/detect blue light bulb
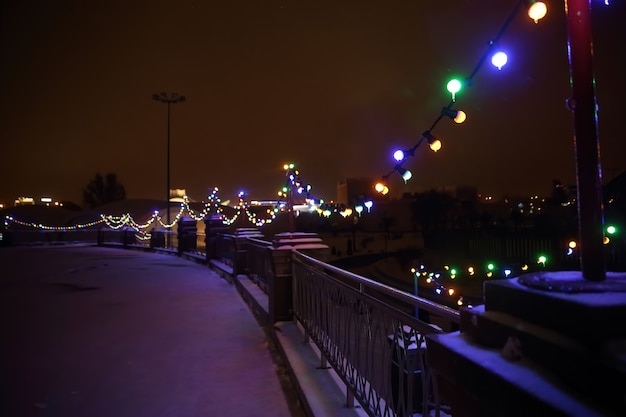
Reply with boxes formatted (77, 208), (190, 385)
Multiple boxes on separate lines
(491, 51), (508, 70)
(393, 150), (405, 162)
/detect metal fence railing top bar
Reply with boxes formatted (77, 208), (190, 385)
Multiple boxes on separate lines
(292, 250), (460, 325)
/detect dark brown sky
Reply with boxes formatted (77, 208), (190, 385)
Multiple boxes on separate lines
(1, 0), (624, 205)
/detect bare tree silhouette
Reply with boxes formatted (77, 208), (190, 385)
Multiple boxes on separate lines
(82, 173), (126, 208)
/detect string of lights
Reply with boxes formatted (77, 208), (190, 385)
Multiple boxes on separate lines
(412, 252), (562, 307)
(375, 0), (550, 195)
(3, 190), (284, 232)
(5, 217), (105, 231)
(413, 222), (620, 305)
(2, 162), (326, 233)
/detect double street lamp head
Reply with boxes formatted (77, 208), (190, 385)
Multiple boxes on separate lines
(152, 92), (186, 103)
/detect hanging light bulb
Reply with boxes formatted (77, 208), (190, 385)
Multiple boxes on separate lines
(393, 149), (405, 162)
(395, 166), (413, 182)
(374, 181), (389, 195)
(528, 1), (547, 23)
(446, 78), (463, 101)
(441, 107), (467, 124)
(491, 51), (508, 70)
(454, 111), (466, 123)
(422, 131), (442, 152)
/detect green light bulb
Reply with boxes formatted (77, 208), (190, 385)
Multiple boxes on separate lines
(447, 79), (462, 95)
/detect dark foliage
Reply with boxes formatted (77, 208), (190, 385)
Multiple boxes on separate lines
(82, 173), (126, 208)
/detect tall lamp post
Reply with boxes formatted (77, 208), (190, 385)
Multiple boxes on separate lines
(564, 0), (605, 282)
(153, 92), (186, 247)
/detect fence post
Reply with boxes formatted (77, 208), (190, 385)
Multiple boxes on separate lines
(204, 214), (228, 262)
(177, 216), (197, 255)
(150, 229), (165, 248)
(233, 228), (264, 275)
(268, 247), (294, 323)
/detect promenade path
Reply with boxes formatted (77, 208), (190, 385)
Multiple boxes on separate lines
(0, 245), (304, 417)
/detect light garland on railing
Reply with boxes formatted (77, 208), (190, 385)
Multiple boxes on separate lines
(3, 157), (374, 234)
(213, 191), (277, 227)
(3, 171), (385, 234)
(5, 216), (105, 231)
(2, 189), (284, 233)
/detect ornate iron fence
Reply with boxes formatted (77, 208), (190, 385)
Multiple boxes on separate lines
(244, 237), (274, 292)
(291, 251), (460, 417)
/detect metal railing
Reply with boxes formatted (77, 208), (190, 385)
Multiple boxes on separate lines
(207, 231), (461, 416)
(245, 237), (274, 292)
(214, 232), (236, 269)
(291, 251), (459, 417)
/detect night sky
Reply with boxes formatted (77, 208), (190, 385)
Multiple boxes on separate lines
(1, 0), (625, 205)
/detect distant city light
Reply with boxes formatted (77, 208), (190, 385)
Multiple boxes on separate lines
(14, 197), (35, 206)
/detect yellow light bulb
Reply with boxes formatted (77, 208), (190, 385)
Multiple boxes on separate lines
(528, 1), (547, 23)
(429, 139), (442, 152)
(454, 111), (467, 123)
